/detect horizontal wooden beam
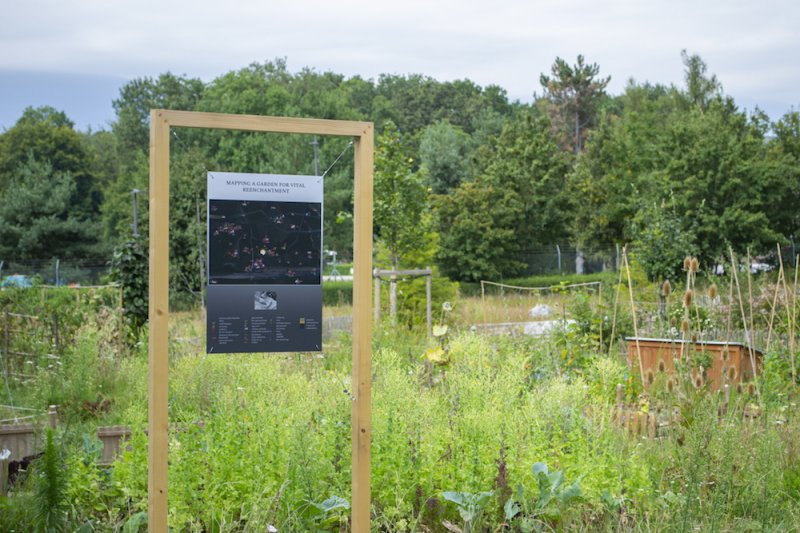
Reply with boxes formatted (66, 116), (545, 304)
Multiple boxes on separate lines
(374, 268), (432, 277)
(155, 109), (371, 137)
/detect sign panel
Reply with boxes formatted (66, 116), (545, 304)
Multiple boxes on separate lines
(206, 172), (322, 353)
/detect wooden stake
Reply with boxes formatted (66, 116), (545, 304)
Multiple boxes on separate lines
(373, 269), (381, 323)
(608, 246), (626, 357)
(765, 243), (785, 353)
(791, 254), (798, 383)
(389, 273), (397, 323)
(426, 269), (432, 338)
(729, 247), (761, 402)
(481, 281), (486, 328)
(623, 250), (645, 386)
(746, 248), (755, 349)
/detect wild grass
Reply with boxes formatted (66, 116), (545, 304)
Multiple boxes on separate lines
(0, 272), (798, 531)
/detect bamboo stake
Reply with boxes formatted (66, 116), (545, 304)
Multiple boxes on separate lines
(598, 283), (603, 352)
(791, 255), (798, 383)
(765, 243), (786, 353)
(746, 248), (755, 350)
(729, 247), (761, 402)
(623, 250), (645, 386)
(608, 246), (626, 357)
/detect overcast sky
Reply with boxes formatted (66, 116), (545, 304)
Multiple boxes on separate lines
(1, 0), (798, 131)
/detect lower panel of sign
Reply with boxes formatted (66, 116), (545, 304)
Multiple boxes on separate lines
(207, 285), (322, 353)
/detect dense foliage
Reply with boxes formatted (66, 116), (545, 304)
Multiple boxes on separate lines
(1, 53), (799, 287)
(1, 271), (799, 530)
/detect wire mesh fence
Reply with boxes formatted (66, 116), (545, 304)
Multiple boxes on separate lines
(0, 258), (110, 287)
(518, 245), (621, 276)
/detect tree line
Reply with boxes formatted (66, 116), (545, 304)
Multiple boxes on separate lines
(0, 52), (798, 292)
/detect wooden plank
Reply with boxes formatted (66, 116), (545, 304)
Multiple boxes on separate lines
(374, 268), (432, 277)
(351, 124), (374, 533)
(373, 269), (381, 323)
(426, 270), (432, 338)
(148, 109), (170, 533)
(389, 274), (397, 322)
(156, 109), (369, 137)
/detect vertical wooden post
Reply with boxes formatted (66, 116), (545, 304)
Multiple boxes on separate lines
(389, 273), (397, 322)
(373, 269), (381, 323)
(148, 110), (170, 533)
(118, 285), (124, 356)
(481, 281), (486, 327)
(52, 315), (59, 353)
(351, 123), (374, 533)
(3, 311), (8, 361)
(426, 269), (432, 338)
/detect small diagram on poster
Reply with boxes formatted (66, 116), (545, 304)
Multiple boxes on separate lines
(254, 290), (278, 310)
(206, 172), (323, 354)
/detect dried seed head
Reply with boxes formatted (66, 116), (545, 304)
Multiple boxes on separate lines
(681, 318), (690, 333)
(671, 317), (677, 327)
(694, 375), (704, 389)
(658, 359), (666, 373)
(667, 379), (675, 393)
(736, 383), (743, 394)
(646, 370), (655, 385)
(708, 283), (718, 299)
(691, 333), (698, 343)
(683, 256), (692, 271)
(747, 382), (755, 396)
(662, 280), (672, 297)
(728, 366), (737, 381)
(690, 257), (699, 272)
(684, 289), (693, 308)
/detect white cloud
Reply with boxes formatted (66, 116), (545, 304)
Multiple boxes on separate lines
(1, 0), (798, 118)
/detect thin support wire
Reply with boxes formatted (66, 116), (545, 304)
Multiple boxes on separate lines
(320, 140), (354, 180)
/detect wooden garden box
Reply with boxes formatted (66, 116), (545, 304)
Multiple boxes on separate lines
(0, 423), (36, 461)
(626, 337), (762, 391)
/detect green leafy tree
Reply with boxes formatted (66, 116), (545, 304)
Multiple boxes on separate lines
(539, 55), (610, 153)
(630, 198), (696, 281)
(0, 157), (103, 260)
(436, 181), (526, 281)
(571, 55), (793, 262)
(112, 72), (205, 160)
(374, 122), (430, 270)
(436, 113), (571, 281)
(0, 106), (100, 218)
(767, 111), (800, 240)
(419, 120), (471, 194)
(681, 49), (722, 109)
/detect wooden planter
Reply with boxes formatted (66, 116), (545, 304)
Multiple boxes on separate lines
(626, 337), (762, 391)
(0, 423), (37, 493)
(96, 422), (204, 466)
(0, 423), (36, 461)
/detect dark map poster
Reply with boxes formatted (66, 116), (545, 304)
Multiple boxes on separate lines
(206, 172), (322, 353)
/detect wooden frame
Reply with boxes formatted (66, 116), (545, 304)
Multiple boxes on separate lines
(149, 110), (373, 532)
